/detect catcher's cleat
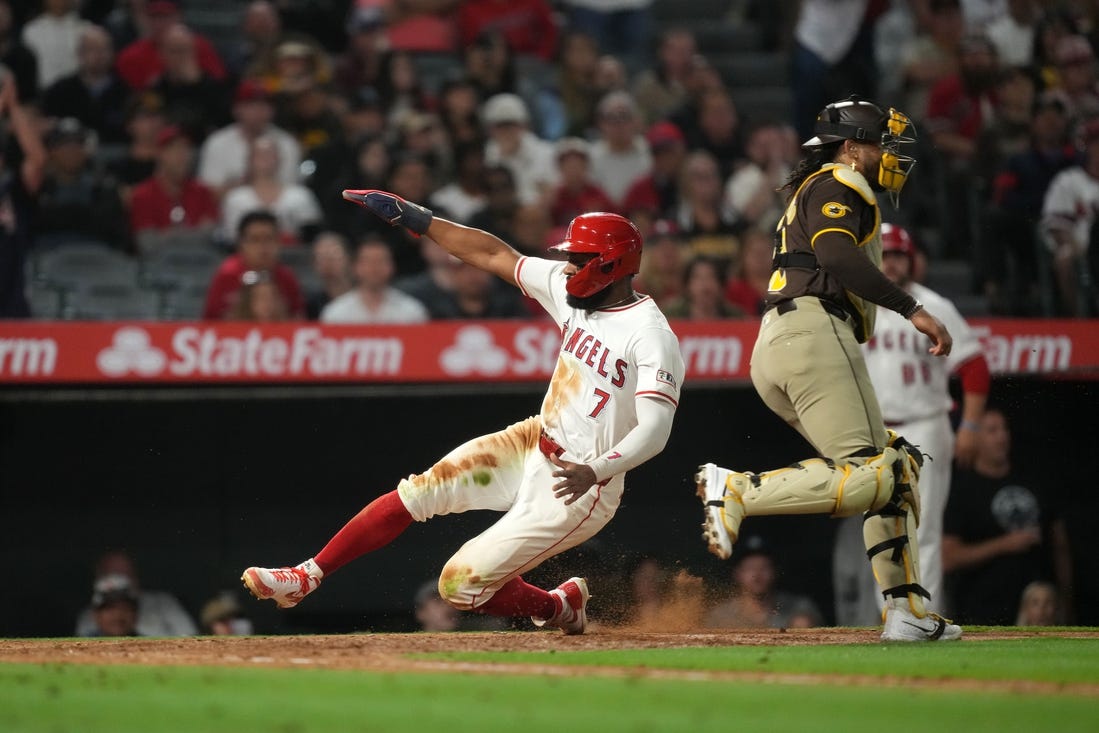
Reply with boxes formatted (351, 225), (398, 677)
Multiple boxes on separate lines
(532, 577), (590, 635)
(696, 463), (746, 560)
(242, 559), (323, 609)
(881, 606), (962, 642)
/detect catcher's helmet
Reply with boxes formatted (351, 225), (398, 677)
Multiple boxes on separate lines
(550, 212), (642, 297)
(804, 95), (917, 208)
(880, 222), (916, 262)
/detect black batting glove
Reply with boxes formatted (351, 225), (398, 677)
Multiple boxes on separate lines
(342, 189), (434, 236)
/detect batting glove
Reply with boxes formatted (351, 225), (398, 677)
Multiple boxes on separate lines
(342, 189), (434, 236)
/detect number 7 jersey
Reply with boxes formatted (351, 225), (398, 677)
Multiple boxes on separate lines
(516, 256), (685, 462)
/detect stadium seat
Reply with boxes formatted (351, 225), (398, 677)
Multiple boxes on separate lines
(140, 240), (224, 290)
(66, 282), (162, 320)
(30, 242), (139, 290)
(161, 280), (211, 320)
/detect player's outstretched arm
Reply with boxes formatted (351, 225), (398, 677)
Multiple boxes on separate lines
(343, 189), (521, 285)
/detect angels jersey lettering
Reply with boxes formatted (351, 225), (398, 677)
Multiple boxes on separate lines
(515, 256), (684, 462)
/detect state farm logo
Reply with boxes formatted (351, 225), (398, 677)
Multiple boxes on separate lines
(97, 327), (167, 377)
(440, 325), (509, 376)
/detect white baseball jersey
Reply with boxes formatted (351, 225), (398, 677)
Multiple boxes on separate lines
(862, 282), (983, 424)
(1041, 166), (1099, 252)
(515, 256), (684, 462)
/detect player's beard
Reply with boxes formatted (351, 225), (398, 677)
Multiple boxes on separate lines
(566, 284), (617, 310)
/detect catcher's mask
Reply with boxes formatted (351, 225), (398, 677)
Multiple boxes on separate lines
(804, 95), (917, 208)
(550, 212), (643, 297)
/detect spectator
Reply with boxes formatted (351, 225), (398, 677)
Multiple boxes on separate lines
(1032, 9), (1078, 91)
(446, 258), (530, 319)
(462, 30), (517, 101)
(593, 54), (629, 97)
(85, 574), (141, 637)
(333, 5), (386, 95)
(203, 210), (305, 320)
(622, 121), (686, 221)
(35, 117), (131, 252)
(151, 23), (231, 140)
(226, 269), (290, 321)
(274, 76), (342, 158)
(320, 236), (429, 324)
(129, 125), (219, 252)
(0, 70), (45, 318)
(198, 80), (303, 199)
(590, 91), (652, 208)
(221, 135), (322, 246)
(430, 140), (488, 225)
(468, 163), (521, 242)
(535, 29), (601, 139)
(1015, 580), (1059, 626)
(115, 0), (226, 91)
(635, 219), (686, 307)
(560, 0), (653, 71)
(305, 230), (352, 319)
(1049, 34), (1099, 127)
(1040, 116), (1099, 317)
(223, 0), (284, 82)
(74, 549), (197, 637)
(436, 77), (484, 148)
(661, 256), (743, 319)
(987, 0), (1041, 68)
(304, 87), (387, 200)
(972, 65), (1037, 190)
(724, 122), (798, 231)
(704, 536), (822, 629)
(482, 93), (556, 207)
(686, 88), (744, 180)
(548, 137), (615, 227)
(456, 0), (558, 61)
(39, 25), (128, 144)
(107, 92), (168, 204)
(674, 149), (742, 267)
(199, 592), (254, 635)
(724, 227), (773, 316)
(0, 0), (39, 103)
(896, 0), (965, 125)
(377, 50), (433, 133)
(632, 27), (696, 125)
(323, 132), (391, 234)
(985, 91), (1076, 315)
(20, 0), (85, 90)
(372, 152), (437, 275)
(834, 223), (990, 625)
(511, 203), (553, 258)
(269, 38), (331, 98)
(395, 111), (450, 180)
(942, 409), (1074, 625)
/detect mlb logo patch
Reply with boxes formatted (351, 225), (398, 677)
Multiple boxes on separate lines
(657, 370), (676, 387)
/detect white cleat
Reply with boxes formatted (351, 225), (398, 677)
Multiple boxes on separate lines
(696, 463), (745, 561)
(881, 607), (963, 642)
(533, 577), (590, 635)
(242, 559), (323, 609)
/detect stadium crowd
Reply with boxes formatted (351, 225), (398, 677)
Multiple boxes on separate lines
(3, 0), (1099, 322)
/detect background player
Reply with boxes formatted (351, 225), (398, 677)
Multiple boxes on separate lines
(693, 96), (961, 642)
(834, 223), (990, 625)
(243, 193), (684, 634)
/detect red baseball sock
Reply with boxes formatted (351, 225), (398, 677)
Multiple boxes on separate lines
(476, 576), (557, 619)
(314, 491), (413, 575)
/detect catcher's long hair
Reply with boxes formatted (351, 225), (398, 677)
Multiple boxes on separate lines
(780, 141), (843, 196)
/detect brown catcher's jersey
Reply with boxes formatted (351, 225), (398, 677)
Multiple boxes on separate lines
(767, 163), (883, 342)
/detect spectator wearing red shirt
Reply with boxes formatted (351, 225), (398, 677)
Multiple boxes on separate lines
(548, 137), (616, 227)
(129, 126), (219, 251)
(457, 0), (558, 61)
(724, 227), (773, 316)
(622, 121), (686, 221)
(926, 33), (1000, 165)
(203, 210), (304, 320)
(115, 0), (227, 90)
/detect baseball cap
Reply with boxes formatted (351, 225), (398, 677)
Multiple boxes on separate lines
(347, 6), (386, 34)
(646, 121), (685, 149)
(47, 117), (91, 147)
(555, 136), (590, 160)
(92, 574), (139, 609)
(1057, 35), (1095, 66)
(146, 0), (180, 17)
(234, 79), (270, 105)
(482, 93), (529, 126)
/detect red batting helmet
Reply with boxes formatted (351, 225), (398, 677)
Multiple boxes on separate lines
(880, 222), (915, 262)
(549, 212), (642, 297)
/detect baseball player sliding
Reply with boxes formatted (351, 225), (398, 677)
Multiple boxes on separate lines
(834, 223), (990, 625)
(695, 96), (962, 642)
(243, 193), (684, 634)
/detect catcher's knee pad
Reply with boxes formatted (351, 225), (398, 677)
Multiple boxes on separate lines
(737, 449), (897, 519)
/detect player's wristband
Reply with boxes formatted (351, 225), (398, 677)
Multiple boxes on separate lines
(959, 420), (979, 432)
(903, 300), (923, 319)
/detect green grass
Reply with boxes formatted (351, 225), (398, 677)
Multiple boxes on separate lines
(425, 637), (1099, 683)
(2, 636), (1098, 733)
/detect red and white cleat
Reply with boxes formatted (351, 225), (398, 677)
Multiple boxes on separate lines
(533, 577), (590, 635)
(241, 559), (323, 609)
